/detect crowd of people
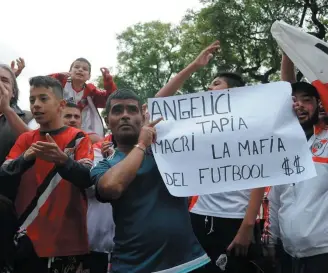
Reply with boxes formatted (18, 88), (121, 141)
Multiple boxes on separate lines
(0, 37), (327, 273)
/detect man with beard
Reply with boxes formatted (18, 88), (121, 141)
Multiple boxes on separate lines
(267, 82), (328, 273)
(90, 89), (210, 273)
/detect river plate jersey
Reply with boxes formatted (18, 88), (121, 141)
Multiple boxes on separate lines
(2, 126), (93, 257)
(90, 150), (209, 273)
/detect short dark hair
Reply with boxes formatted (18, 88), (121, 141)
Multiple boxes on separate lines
(65, 101), (80, 109)
(216, 72), (245, 88)
(29, 76), (63, 99)
(69, 58), (91, 73)
(105, 89), (142, 115)
(291, 82), (319, 99)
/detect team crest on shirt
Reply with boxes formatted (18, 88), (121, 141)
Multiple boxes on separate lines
(311, 137), (328, 156)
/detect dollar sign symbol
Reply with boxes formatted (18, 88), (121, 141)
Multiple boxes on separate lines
(282, 157), (294, 176)
(294, 155), (305, 174)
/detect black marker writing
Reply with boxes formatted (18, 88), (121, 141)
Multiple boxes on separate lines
(151, 92), (231, 121)
(196, 117), (248, 134)
(211, 143), (230, 159)
(164, 172), (187, 187)
(238, 137), (286, 156)
(294, 155), (305, 174)
(153, 134), (195, 154)
(282, 157), (294, 176)
(199, 164), (269, 184)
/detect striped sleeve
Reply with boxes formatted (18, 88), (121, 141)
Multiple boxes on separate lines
(264, 186), (281, 245)
(57, 134), (94, 188)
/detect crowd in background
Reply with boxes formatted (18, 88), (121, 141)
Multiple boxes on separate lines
(0, 33), (327, 273)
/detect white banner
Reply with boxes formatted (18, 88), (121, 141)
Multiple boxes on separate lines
(148, 82), (317, 197)
(271, 20), (328, 84)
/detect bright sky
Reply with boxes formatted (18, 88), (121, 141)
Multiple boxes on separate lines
(0, 0), (201, 110)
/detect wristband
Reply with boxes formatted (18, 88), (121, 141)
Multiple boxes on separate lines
(134, 144), (146, 153)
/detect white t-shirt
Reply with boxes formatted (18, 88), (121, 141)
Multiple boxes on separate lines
(190, 190), (251, 219)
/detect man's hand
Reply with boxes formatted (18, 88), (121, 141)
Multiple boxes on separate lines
(31, 134), (68, 165)
(0, 80), (11, 113)
(138, 116), (163, 147)
(10, 58), (25, 77)
(23, 146), (36, 161)
(192, 41), (220, 68)
(100, 67), (110, 76)
(227, 224), (253, 256)
(61, 72), (71, 78)
(101, 141), (115, 158)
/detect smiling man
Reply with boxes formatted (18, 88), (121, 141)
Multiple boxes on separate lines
(0, 76), (94, 273)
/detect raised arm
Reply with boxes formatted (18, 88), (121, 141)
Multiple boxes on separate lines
(155, 41), (220, 98)
(10, 58), (25, 78)
(47, 72), (69, 86)
(92, 118), (161, 201)
(89, 68), (117, 108)
(281, 52), (296, 83)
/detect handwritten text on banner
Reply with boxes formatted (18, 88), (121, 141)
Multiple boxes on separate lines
(148, 82), (316, 197)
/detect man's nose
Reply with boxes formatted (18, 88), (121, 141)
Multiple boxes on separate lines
(121, 109), (131, 119)
(296, 100), (306, 108)
(32, 99), (42, 108)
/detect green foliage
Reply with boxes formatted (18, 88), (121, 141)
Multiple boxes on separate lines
(95, 0), (328, 100)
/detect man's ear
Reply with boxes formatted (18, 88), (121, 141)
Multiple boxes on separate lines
(59, 99), (67, 110)
(87, 73), (91, 81)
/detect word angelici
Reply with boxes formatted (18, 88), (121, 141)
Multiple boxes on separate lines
(151, 92), (232, 121)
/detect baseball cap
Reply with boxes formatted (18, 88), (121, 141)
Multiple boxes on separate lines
(291, 82), (319, 99)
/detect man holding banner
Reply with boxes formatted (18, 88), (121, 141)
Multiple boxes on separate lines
(264, 21), (328, 272)
(154, 42), (268, 273)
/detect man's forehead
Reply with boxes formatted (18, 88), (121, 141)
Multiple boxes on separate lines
(0, 68), (11, 80)
(74, 61), (89, 68)
(293, 91), (312, 98)
(111, 99), (139, 107)
(211, 76), (221, 82)
(29, 87), (53, 97)
(64, 107), (81, 113)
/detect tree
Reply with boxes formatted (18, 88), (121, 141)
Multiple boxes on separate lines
(114, 21), (186, 102)
(96, 0), (327, 97)
(185, 0), (327, 83)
